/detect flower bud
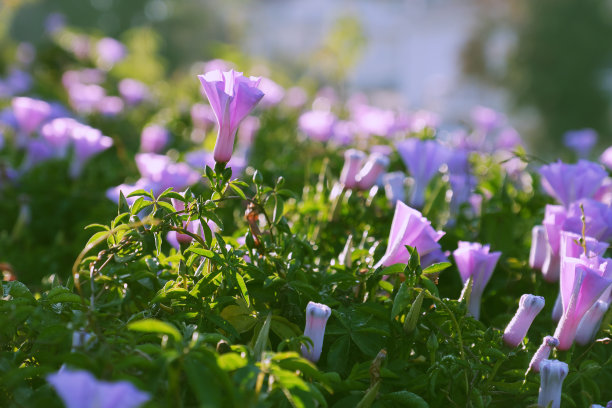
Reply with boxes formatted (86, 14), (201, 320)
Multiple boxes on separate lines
(552, 292), (563, 322)
(503, 294), (545, 347)
(339, 149), (366, 189)
(575, 300), (609, 346)
(301, 301), (332, 363)
(529, 225), (548, 270)
(538, 360), (568, 408)
(355, 153), (389, 190)
(528, 336), (559, 373)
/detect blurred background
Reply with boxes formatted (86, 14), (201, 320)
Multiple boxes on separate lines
(3, 0), (612, 151)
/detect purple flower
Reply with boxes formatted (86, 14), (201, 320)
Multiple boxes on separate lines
(529, 336), (559, 373)
(503, 294), (545, 347)
(67, 83), (106, 114)
(495, 127), (523, 150)
(555, 257), (612, 349)
(105, 179), (151, 205)
(375, 201), (446, 268)
(97, 96), (124, 117)
(594, 177), (612, 205)
(562, 198), (612, 241)
(529, 226), (548, 270)
(449, 174), (476, 215)
(600, 146), (612, 170)
(96, 37), (126, 68)
(283, 86), (307, 109)
(471, 106), (505, 134)
(198, 70), (264, 163)
(382, 172), (406, 206)
(140, 125), (169, 153)
(446, 148), (471, 175)
(237, 116), (260, 151)
(339, 149), (366, 189)
(355, 153), (389, 190)
(564, 128), (598, 159)
(331, 120), (356, 146)
(539, 160), (607, 208)
(185, 149), (247, 177)
(397, 139), (449, 208)
(47, 369), (150, 408)
(258, 77), (285, 108)
(351, 104), (396, 137)
(21, 139), (55, 171)
(301, 301), (331, 363)
(409, 110), (440, 133)
(191, 103), (216, 130)
(559, 230), (608, 261)
(12, 97), (51, 134)
(575, 300), (609, 346)
(541, 205), (566, 282)
(70, 125), (113, 178)
(134, 153), (201, 196)
(298, 110), (336, 142)
(119, 79), (150, 106)
(453, 241), (501, 320)
(538, 360), (568, 408)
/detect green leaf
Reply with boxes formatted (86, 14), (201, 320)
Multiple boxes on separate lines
(253, 312), (272, 359)
(391, 282), (411, 319)
(128, 319), (182, 343)
(217, 352), (247, 371)
(404, 289), (426, 333)
(235, 271), (250, 307)
(229, 182), (247, 200)
(379, 264), (405, 276)
(380, 391), (429, 408)
(187, 247), (215, 258)
(422, 262), (452, 276)
(127, 189), (155, 199)
(327, 335), (351, 374)
(356, 382), (380, 408)
(46, 287), (82, 304)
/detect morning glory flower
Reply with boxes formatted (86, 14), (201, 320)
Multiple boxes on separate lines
(298, 110), (336, 142)
(539, 160), (607, 208)
(375, 201), (446, 268)
(503, 294), (545, 347)
(70, 125), (113, 178)
(555, 257), (612, 349)
(95, 37), (126, 68)
(563, 128), (597, 159)
(529, 225), (548, 270)
(12, 96), (51, 134)
(562, 198), (612, 241)
(538, 360), (568, 408)
(382, 172), (406, 206)
(119, 79), (150, 106)
(601, 146), (612, 170)
(198, 69), (264, 163)
(301, 301), (331, 363)
(47, 369), (150, 408)
(541, 205), (567, 282)
(575, 300), (609, 346)
(529, 336), (559, 373)
(397, 139), (448, 208)
(339, 149), (366, 189)
(453, 241), (501, 320)
(140, 125), (169, 154)
(355, 153), (389, 190)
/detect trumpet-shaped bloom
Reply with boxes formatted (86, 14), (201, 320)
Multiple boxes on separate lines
(47, 369), (150, 408)
(375, 201), (446, 268)
(301, 301), (331, 363)
(471, 105), (505, 134)
(355, 153), (389, 190)
(382, 172), (406, 206)
(538, 360), (568, 408)
(562, 199), (612, 241)
(258, 77), (285, 108)
(555, 258), (612, 349)
(12, 97), (51, 134)
(563, 128), (597, 159)
(397, 139), (448, 208)
(601, 146), (612, 170)
(140, 125), (169, 153)
(529, 226), (548, 270)
(542, 205), (567, 282)
(298, 110), (336, 142)
(539, 160), (607, 208)
(96, 37), (126, 67)
(339, 149), (366, 189)
(575, 300), (609, 346)
(529, 336), (559, 373)
(454, 241), (501, 320)
(119, 79), (150, 106)
(70, 125), (113, 178)
(198, 70), (264, 163)
(594, 177), (612, 205)
(559, 231), (608, 261)
(503, 294), (545, 347)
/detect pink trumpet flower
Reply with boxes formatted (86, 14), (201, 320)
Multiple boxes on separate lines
(70, 125), (113, 178)
(355, 153), (389, 190)
(539, 160), (607, 208)
(529, 226), (548, 270)
(298, 110), (336, 142)
(559, 231), (608, 261)
(198, 70), (264, 163)
(575, 300), (609, 346)
(140, 124), (169, 153)
(600, 146), (612, 170)
(541, 205), (566, 282)
(528, 336), (559, 373)
(301, 301), (331, 363)
(339, 149), (366, 189)
(47, 369), (150, 408)
(554, 258), (612, 350)
(375, 201), (446, 269)
(454, 241), (501, 320)
(538, 360), (568, 408)
(503, 294), (545, 347)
